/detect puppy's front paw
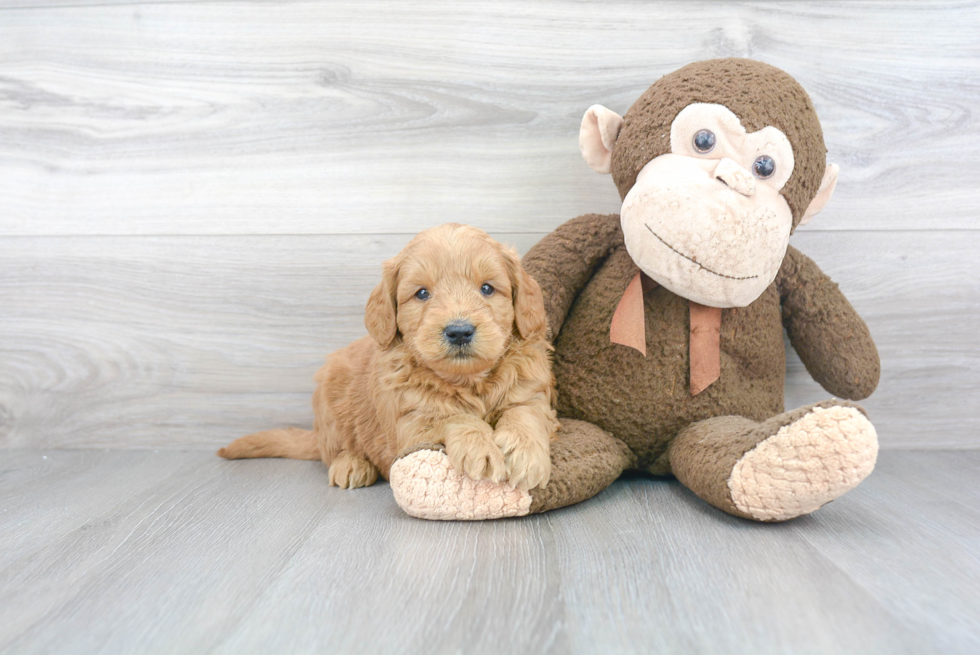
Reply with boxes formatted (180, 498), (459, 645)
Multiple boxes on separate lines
(444, 419), (507, 484)
(495, 430), (551, 491)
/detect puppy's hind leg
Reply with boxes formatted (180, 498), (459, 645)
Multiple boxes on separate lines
(328, 451), (380, 489)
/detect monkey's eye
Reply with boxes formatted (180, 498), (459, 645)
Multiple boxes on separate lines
(692, 129), (716, 153)
(415, 288), (430, 301)
(753, 155), (776, 179)
(480, 283), (495, 296)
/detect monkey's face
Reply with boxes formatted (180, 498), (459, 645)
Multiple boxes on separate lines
(578, 59), (839, 309)
(619, 103), (796, 307)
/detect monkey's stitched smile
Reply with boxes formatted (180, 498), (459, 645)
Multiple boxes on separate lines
(644, 223), (759, 281)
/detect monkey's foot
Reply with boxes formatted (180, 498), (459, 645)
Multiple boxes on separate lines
(390, 421), (634, 521)
(728, 405), (878, 521)
(390, 445), (531, 520)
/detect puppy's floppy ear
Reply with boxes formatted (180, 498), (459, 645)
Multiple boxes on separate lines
(365, 257), (400, 349)
(502, 245), (547, 340)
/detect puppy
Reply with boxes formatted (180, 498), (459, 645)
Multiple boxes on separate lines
(218, 223), (559, 491)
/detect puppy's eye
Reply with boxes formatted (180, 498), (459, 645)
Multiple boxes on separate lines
(693, 129), (716, 153)
(480, 283), (495, 296)
(753, 155), (775, 179)
(415, 288), (430, 301)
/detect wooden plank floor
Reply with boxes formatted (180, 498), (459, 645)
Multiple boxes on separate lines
(0, 450), (976, 654)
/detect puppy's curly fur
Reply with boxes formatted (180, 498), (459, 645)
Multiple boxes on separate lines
(218, 224), (559, 491)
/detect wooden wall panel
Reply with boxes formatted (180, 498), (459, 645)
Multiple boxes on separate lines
(0, 1), (977, 235)
(1, 231), (975, 449)
(0, 0), (976, 449)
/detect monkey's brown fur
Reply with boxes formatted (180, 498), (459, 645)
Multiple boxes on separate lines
(517, 58), (880, 519)
(392, 59), (881, 522)
(526, 215), (879, 476)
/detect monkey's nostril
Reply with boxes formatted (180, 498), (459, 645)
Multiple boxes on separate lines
(713, 158), (756, 196)
(443, 321), (475, 346)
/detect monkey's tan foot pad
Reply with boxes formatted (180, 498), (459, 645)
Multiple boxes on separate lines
(390, 446), (531, 520)
(729, 405), (878, 522)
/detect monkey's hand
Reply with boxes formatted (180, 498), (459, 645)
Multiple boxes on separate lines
(777, 246), (880, 400)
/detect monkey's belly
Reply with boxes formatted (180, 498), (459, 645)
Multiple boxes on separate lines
(553, 253), (786, 474)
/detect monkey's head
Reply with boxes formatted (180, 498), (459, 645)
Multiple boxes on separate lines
(580, 58), (838, 308)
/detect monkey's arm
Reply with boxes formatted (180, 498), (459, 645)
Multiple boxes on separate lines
(522, 213), (624, 339)
(776, 245), (880, 400)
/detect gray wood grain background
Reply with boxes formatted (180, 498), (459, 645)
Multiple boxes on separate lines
(2, 0), (978, 449)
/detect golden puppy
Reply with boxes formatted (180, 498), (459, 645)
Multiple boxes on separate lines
(218, 223), (558, 491)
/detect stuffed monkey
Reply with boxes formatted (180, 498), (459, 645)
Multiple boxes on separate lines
(389, 58), (880, 522)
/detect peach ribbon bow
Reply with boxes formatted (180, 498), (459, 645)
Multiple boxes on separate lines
(609, 272), (722, 396)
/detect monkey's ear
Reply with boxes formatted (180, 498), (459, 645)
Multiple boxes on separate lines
(364, 257), (399, 349)
(799, 163), (839, 226)
(579, 105), (624, 174)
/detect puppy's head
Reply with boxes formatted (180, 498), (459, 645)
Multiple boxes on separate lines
(365, 224), (546, 377)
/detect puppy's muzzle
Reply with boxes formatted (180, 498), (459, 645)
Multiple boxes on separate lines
(443, 321), (475, 347)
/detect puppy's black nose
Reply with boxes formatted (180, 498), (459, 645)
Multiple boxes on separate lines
(444, 321), (475, 346)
